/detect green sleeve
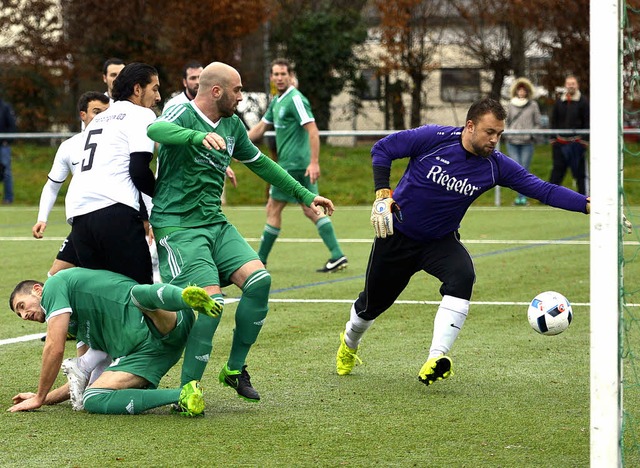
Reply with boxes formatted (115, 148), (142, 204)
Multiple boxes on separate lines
(247, 155), (316, 206)
(147, 120), (207, 146)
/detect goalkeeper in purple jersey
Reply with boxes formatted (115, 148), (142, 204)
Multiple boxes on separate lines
(335, 98), (591, 385)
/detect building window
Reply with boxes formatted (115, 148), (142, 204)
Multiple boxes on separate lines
(359, 69), (381, 100)
(440, 68), (481, 102)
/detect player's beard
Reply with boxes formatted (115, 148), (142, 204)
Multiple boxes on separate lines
(219, 90), (237, 117)
(471, 138), (495, 157)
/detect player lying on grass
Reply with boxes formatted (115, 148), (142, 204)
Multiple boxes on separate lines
(8, 268), (221, 415)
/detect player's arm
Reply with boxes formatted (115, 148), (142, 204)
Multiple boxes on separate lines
(9, 314), (69, 412)
(247, 153), (316, 206)
(248, 119), (272, 143)
(147, 120), (225, 151)
(303, 121), (321, 183)
(129, 151), (155, 197)
(33, 179), (64, 238)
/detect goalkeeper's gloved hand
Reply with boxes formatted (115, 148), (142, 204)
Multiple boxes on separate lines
(623, 213), (633, 235)
(370, 188), (403, 238)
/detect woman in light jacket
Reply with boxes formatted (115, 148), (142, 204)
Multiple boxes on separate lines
(506, 77), (541, 206)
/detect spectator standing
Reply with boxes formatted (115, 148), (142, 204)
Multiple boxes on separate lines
(65, 62), (160, 285)
(549, 75), (590, 195)
(248, 58), (347, 272)
(335, 98), (590, 386)
(0, 95), (17, 204)
(505, 77), (541, 206)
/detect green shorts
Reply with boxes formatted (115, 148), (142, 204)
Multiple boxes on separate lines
(269, 169), (318, 204)
(155, 221), (259, 288)
(106, 309), (195, 388)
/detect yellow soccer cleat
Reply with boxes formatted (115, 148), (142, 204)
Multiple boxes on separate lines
(336, 332), (362, 375)
(182, 286), (222, 318)
(177, 380), (205, 417)
(418, 355), (453, 386)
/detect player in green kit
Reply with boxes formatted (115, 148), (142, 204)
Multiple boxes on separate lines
(8, 268), (221, 415)
(248, 58), (347, 272)
(148, 61), (336, 402)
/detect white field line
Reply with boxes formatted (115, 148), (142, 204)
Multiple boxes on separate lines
(5, 299), (639, 347)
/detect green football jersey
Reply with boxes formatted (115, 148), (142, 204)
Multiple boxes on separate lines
(41, 268), (152, 358)
(264, 87), (315, 171)
(149, 103), (261, 228)
(149, 102), (316, 230)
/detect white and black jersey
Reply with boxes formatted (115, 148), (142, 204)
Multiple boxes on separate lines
(65, 100), (156, 223)
(36, 132), (84, 224)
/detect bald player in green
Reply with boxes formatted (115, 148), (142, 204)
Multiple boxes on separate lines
(148, 61), (336, 402)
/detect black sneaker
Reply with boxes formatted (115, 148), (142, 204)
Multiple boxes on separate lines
(219, 364), (260, 402)
(316, 256), (348, 273)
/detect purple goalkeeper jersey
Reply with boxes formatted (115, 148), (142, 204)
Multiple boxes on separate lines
(372, 124), (588, 242)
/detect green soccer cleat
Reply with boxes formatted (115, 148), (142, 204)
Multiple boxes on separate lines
(177, 380), (205, 417)
(418, 355), (453, 386)
(182, 286), (222, 318)
(336, 332), (362, 376)
(219, 364), (260, 402)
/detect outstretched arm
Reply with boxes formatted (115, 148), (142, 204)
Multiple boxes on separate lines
(8, 315), (69, 412)
(147, 120), (226, 151)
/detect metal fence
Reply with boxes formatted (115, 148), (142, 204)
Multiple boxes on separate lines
(2, 128), (638, 206)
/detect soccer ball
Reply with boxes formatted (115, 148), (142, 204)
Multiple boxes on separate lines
(527, 291), (573, 336)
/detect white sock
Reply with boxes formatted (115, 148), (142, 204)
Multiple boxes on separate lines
(344, 304), (374, 349)
(428, 295), (470, 359)
(89, 356), (113, 385)
(77, 347), (110, 375)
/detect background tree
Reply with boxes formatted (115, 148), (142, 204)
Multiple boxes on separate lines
(269, 0), (368, 130)
(528, 0), (590, 97)
(0, 0), (274, 131)
(375, 0), (447, 129)
(0, 0), (69, 131)
(449, 0), (532, 100)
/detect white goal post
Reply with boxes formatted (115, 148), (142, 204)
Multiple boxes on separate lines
(590, 0), (623, 466)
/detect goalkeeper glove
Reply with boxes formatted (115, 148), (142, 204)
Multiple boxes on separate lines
(370, 189), (403, 238)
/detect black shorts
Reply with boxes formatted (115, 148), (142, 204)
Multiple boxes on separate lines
(70, 203), (152, 284)
(354, 230), (476, 321)
(55, 234), (79, 265)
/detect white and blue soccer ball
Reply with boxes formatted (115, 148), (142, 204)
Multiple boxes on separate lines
(527, 291), (573, 336)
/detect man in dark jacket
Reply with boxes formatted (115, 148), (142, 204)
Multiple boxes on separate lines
(549, 75), (590, 195)
(0, 96), (17, 204)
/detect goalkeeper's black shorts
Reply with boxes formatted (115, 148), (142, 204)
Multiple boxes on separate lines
(353, 230), (475, 321)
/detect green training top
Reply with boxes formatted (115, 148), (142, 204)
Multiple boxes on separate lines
(148, 102), (316, 229)
(263, 86), (314, 171)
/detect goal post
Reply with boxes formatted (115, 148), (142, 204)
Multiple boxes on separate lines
(590, 0), (623, 465)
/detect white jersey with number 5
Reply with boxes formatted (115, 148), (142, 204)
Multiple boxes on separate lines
(65, 100), (156, 223)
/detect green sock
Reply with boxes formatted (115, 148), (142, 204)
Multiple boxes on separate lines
(257, 224), (280, 264)
(83, 387), (180, 415)
(130, 283), (187, 311)
(180, 295), (224, 386)
(227, 269), (271, 370)
(316, 216), (343, 259)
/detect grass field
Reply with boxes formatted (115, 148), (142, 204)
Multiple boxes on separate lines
(2, 203), (638, 467)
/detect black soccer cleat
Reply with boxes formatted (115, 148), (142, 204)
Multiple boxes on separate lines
(316, 256), (348, 273)
(219, 364), (260, 402)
